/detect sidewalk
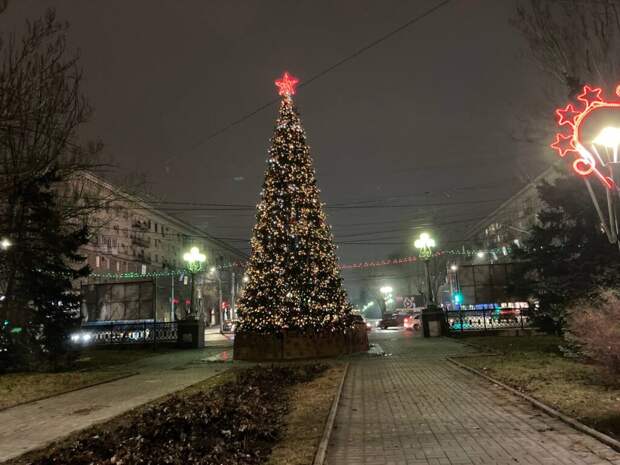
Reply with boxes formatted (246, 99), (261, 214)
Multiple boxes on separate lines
(205, 326), (234, 345)
(327, 337), (620, 465)
(0, 347), (231, 463)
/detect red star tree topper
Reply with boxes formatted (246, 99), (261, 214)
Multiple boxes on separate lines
(275, 71), (299, 97)
(551, 84), (620, 190)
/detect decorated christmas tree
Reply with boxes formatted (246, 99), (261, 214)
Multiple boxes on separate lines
(237, 72), (352, 334)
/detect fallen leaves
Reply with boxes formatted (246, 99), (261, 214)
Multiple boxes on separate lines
(30, 364), (327, 465)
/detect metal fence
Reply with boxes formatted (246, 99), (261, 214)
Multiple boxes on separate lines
(73, 321), (178, 345)
(445, 303), (531, 334)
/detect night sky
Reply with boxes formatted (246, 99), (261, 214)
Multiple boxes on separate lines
(1, 1), (555, 298)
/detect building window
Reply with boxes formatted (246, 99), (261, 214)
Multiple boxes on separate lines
(95, 255), (100, 268)
(116, 261), (120, 272)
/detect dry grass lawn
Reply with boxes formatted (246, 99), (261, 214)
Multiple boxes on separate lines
(0, 347), (175, 410)
(460, 336), (620, 440)
(268, 364), (346, 465)
(3, 369), (236, 465)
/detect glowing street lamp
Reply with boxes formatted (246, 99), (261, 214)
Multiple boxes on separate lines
(379, 285), (393, 318)
(551, 84), (620, 246)
(414, 232), (435, 260)
(415, 232), (436, 305)
(183, 247), (206, 273)
(0, 238), (12, 250)
(183, 247), (206, 316)
(380, 286), (393, 295)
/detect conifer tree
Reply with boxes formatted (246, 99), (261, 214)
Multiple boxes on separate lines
(237, 73), (351, 333)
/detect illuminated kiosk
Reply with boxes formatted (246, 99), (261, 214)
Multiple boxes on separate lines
(233, 73), (367, 361)
(551, 84), (620, 248)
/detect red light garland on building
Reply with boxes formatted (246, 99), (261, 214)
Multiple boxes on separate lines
(551, 84), (620, 189)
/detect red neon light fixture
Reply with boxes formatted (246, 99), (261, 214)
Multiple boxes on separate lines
(275, 71), (299, 97)
(550, 84), (620, 190)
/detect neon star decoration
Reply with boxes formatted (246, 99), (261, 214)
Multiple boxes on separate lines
(551, 84), (620, 190)
(275, 71), (299, 97)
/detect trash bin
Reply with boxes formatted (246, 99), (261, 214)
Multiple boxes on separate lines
(421, 306), (447, 338)
(177, 319), (205, 348)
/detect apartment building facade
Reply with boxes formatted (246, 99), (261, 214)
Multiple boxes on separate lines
(465, 167), (560, 260)
(69, 172), (247, 324)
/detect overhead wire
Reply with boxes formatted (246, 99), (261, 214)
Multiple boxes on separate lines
(163, 0), (453, 163)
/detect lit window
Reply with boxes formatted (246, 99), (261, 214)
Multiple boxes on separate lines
(95, 256), (100, 268)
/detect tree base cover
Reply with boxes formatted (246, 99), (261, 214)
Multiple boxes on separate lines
(21, 365), (327, 465)
(233, 324), (368, 361)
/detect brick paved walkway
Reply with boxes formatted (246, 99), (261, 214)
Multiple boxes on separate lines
(0, 346), (232, 463)
(327, 333), (620, 465)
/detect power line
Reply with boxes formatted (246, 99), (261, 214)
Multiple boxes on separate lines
(104, 197), (504, 212)
(42, 194), (502, 212)
(334, 216), (489, 239)
(164, 0), (453, 163)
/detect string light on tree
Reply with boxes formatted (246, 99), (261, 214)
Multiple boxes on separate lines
(237, 71), (352, 334)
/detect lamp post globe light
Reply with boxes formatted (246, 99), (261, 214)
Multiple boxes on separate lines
(414, 232), (436, 305)
(0, 238), (11, 250)
(380, 285), (393, 295)
(183, 247), (206, 316)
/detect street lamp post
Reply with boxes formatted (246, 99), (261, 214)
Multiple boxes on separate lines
(379, 285), (393, 318)
(449, 264), (458, 304)
(183, 247), (206, 317)
(414, 232), (436, 306)
(587, 126), (620, 245)
(210, 266), (223, 332)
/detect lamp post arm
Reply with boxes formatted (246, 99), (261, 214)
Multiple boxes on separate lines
(584, 178), (617, 243)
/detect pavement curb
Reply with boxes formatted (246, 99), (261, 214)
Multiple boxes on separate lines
(446, 356), (620, 453)
(313, 362), (349, 465)
(0, 371), (138, 413)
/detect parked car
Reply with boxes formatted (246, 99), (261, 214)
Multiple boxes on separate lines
(377, 313), (399, 329)
(222, 319), (237, 332)
(349, 314), (372, 331)
(403, 314), (421, 331)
